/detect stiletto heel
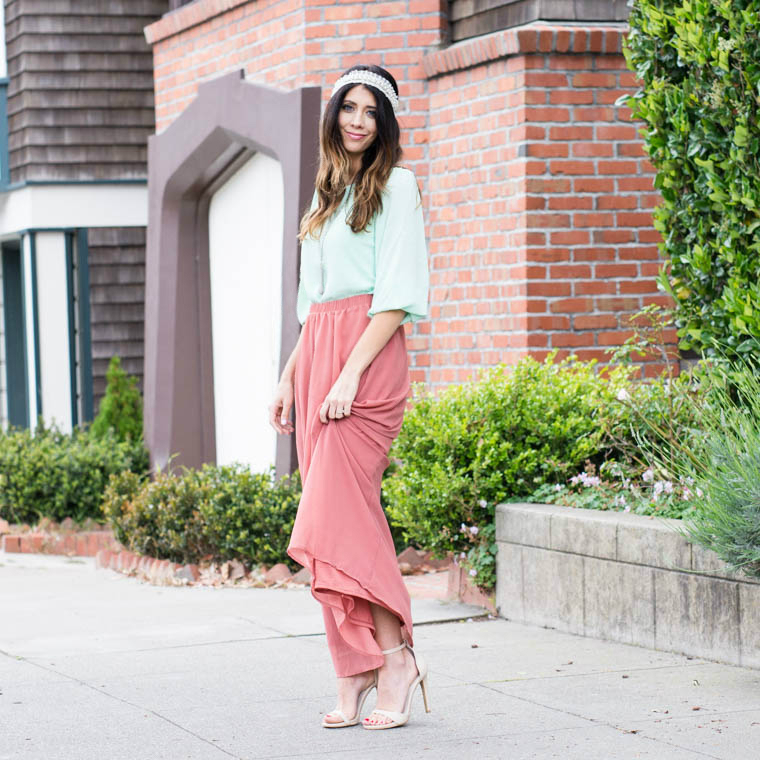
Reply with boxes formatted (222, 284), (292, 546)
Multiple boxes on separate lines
(322, 671), (377, 728)
(363, 641), (431, 729)
(420, 672), (431, 713)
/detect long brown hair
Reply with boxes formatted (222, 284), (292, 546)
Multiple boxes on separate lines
(298, 64), (402, 241)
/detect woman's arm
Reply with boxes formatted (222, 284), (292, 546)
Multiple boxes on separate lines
(319, 309), (405, 423)
(280, 329), (303, 386)
(269, 330), (304, 435)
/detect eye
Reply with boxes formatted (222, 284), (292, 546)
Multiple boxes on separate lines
(367, 110), (376, 119)
(341, 103), (354, 112)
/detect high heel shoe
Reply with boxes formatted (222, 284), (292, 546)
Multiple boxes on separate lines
(321, 671), (377, 728)
(362, 640), (431, 730)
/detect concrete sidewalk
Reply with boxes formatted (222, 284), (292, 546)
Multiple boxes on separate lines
(1, 551), (758, 760)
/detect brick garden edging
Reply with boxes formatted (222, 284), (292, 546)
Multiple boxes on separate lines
(92, 548), (311, 588)
(447, 563), (496, 614)
(1, 518), (488, 607)
(0, 521), (121, 557)
(495, 503), (760, 669)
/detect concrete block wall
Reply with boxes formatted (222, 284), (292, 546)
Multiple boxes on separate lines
(495, 503), (760, 669)
(145, 4), (671, 390)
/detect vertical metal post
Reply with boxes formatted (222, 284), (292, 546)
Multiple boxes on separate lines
(76, 228), (94, 422)
(28, 232), (42, 424)
(65, 232), (79, 427)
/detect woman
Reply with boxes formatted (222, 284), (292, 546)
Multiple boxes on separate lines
(268, 63), (430, 730)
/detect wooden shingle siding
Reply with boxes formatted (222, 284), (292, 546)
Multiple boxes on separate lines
(449, 0), (629, 42)
(87, 227), (145, 404)
(4, 0), (167, 183)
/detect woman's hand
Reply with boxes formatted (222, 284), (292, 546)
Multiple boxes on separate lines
(269, 379), (295, 435)
(319, 370), (360, 424)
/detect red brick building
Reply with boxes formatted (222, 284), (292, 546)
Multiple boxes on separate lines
(142, 1), (669, 473)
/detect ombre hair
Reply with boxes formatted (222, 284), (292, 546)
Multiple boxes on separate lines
(298, 64), (402, 241)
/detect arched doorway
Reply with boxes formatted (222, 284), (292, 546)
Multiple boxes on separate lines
(144, 71), (321, 478)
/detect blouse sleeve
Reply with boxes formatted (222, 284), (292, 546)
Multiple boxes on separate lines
(368, 169), (429, 325)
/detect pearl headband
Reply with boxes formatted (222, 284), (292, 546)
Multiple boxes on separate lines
(330, 71), (400, 114)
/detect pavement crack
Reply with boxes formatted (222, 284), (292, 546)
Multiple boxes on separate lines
(0, 649), (244, 759)
(480, 660), (707, 684)
(476, 681), (726, 760)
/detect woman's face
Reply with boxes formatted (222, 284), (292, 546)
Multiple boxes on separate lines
(338, 84), (378, 159)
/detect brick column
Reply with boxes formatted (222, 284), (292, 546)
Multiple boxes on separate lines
(423, 24), (669, 388)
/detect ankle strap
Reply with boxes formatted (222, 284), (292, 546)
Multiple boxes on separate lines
(381, 641), (406, 655)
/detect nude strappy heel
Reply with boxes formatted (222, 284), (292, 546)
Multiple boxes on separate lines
(321, 671), (377, 728)
(362, 640), (430, 730)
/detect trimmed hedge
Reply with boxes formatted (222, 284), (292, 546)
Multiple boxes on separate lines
(382, 353), (631, 559)
(625, 0), (760, 354)
(101, 464), (302, 569)
(0, 425), (148, 525)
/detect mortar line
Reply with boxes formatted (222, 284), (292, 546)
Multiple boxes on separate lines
(499, 539), (760, 586)
(476, 681), (725, 760)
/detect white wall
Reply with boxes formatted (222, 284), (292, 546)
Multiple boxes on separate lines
(0, 183), (147, 235)
(35, 232), (72, 432)
(208, 152), (284, 472)
(21, 234), (38, 426)
(0, 258), (6, 428)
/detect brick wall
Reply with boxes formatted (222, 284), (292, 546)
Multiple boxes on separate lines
(146, 0), (447, 385)
(145, 6), (669, 391)
(423, 25), (670, 385)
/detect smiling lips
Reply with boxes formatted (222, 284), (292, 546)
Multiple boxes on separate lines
(345, 130), (367, 141)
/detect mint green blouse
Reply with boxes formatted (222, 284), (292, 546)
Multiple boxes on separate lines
(296, 166), (429, 326)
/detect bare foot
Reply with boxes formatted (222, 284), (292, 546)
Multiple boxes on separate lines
(323, 670), (376, 725)
(363, 646), (418, 726)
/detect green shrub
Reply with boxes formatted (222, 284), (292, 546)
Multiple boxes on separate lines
(101, 464), (302, 569)
(91, 356), (143, 441)
(624, 0), (760, 355)
(599, 367), (707, 478)
(382, 352), (632, 559)
(639, 358), (760, 578)
(0, 424), (149, 525)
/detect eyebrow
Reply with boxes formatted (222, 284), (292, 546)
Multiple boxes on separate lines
(343, 99), (376, 109)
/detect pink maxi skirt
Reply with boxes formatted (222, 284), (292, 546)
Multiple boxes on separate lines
(287, 293), (413, 678)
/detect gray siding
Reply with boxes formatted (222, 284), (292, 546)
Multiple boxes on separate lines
(4, 0), (167, 183)
(449, 0), (629, 42)
(87, 226), (145, 406)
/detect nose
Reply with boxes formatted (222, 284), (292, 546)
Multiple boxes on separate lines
(350, 110), (364, 128)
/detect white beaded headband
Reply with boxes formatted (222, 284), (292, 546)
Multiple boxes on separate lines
(330, 71), (400, 114)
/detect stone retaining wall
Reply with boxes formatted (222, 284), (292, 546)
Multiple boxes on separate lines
(495, 503), (760, 668)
